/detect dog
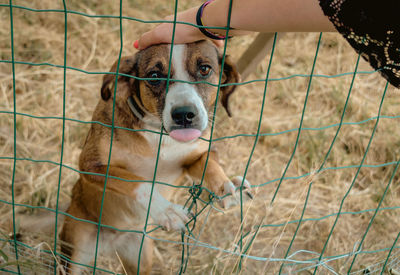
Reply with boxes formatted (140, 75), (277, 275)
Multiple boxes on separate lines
(60, 40), (253, 274)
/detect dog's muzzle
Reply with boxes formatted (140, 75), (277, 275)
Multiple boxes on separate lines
(169, 105), (202, 142)
(162, 83), (209, 143)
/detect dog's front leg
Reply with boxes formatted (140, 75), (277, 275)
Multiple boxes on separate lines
(185, 151), (253, 209)
(62, 166), (190, 274)
(80, 165), (191, 231)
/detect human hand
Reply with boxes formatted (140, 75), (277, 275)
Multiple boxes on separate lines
(134, 7), (224, 50)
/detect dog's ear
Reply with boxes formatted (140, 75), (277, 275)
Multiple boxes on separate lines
(219, 55), (240, 117)
(101, 56), (138, 101)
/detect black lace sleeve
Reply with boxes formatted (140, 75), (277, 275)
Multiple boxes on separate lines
(319, 0), (400, 88)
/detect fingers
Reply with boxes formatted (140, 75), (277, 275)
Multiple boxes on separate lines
(136, 27), (168, 50)
(135, 9), (192, 50)
(135, 29), (226, 50)
(133, 7), (227, 50)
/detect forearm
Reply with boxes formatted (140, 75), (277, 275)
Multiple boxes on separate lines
(203, 0), (335, 34)
(135, 0), (336, 49)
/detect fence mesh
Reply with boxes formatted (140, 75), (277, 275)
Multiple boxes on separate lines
(1, 0), (400, 274)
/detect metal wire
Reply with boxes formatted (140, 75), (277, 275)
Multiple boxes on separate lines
(1, 0), (399, 274)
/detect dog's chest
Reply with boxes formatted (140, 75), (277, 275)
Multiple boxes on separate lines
(124, 133), (199, 184)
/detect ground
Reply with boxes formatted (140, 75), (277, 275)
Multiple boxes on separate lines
(0, 0), (400, 274)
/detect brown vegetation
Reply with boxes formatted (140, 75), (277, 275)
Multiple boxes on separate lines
(1, 0), (400, 274)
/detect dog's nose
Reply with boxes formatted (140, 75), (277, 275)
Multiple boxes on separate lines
(171, 106), (197, 127)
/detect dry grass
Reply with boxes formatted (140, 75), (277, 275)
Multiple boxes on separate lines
(1, 0), (400, 274)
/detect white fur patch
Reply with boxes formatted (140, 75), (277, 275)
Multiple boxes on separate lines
(170, 44), (189, 81)
(121, 131), (199, 190)
(135, 183), (189, 231)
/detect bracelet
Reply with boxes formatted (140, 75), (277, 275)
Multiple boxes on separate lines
(196, 0), (232, 40)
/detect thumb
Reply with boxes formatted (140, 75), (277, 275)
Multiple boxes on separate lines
(212, 40), (225, 48)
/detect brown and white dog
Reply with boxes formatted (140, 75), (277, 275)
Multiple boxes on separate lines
(60, 40), (252, 274)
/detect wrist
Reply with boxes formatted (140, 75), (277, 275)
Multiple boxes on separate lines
(201, 0), (231, 37)
(197, 1), (230, 39)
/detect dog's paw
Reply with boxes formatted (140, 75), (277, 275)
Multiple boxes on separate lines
(153, 202), (190, 231)
(136, 184), (191, 231)
(218, 176), (253, 209)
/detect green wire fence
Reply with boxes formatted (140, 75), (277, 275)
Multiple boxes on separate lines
(1, 0), (400, 274)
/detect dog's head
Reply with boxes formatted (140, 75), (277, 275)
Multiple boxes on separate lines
(101, 40), (240, 142)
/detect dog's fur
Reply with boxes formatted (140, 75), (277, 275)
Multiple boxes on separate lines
(60, 40), (252, 274)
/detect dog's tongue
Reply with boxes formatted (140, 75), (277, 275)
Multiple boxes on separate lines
(169, 129), (201, 142)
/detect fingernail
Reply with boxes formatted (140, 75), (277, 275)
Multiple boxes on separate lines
(133, 40), (139, 49)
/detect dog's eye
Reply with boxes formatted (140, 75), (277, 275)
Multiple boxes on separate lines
(198, 65), (212, 78)
(147, 71), (163, 86)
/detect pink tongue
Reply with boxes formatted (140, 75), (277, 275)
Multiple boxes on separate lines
(169, 129), (201, 142)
